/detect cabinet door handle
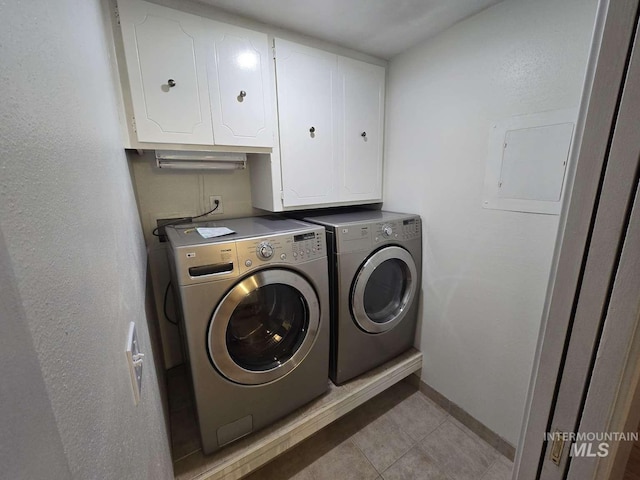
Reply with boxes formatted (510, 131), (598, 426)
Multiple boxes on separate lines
(239, 90), (247, 98)
(309, 126), (316, 133)
(361, 132), (367, 137)
(168, 79), (176, 88)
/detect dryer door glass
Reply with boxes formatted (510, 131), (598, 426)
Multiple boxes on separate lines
(208, 269), (321, 385)
(351, 246), (418, 333)
(363, 258), (408, 323)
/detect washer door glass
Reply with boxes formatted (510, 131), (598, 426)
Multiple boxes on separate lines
(208, 269), (320, 385)
(351, 246), (418, 333)
(226, 284), (308, 371)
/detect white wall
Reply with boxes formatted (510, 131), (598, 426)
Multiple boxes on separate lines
(383, 0), (597, 445)
(0, 232), (72, 479)
(0, 0), (173, 477)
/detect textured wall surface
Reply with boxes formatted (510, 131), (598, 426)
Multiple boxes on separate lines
(0, 0), (173, 478)
(0, 232), (72, 479)
(383, 0), (597, 445)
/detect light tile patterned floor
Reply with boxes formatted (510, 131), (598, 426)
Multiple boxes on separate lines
(244, 381), (513, 480)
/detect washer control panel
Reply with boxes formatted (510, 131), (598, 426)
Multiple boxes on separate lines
(291, 231), (324, 261)
(172, 241), (239, 286)
(236, 228), (325, 275)
(256, 241), (274, 260)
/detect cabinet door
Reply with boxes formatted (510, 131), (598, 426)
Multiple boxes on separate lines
(338, 57), (385, 202)
(118, 0), (213, 144)
(204, 21), (273, 147)
(275, 39), (339, 207)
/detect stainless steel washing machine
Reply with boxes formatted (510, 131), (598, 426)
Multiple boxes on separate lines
(166, 216), (330, 454)
(301, 210), (422, 384)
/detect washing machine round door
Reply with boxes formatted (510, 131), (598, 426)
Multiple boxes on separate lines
(208, 269), (320, 385)
(351, 246), (418, 334)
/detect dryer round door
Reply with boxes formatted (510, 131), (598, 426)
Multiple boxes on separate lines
(208, 269), (320, 385)
(351, 246), (418, 334)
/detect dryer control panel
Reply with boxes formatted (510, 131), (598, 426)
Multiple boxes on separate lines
(235, 229), (326, 275)
(336, 216), (421, 253)
(373, 217), (422, 243)
(401, 217), (421, 240)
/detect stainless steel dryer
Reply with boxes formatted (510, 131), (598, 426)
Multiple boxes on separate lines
(301, 210), (422, 384)
(166, 216), (330, 454)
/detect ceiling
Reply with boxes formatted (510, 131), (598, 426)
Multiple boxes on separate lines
(193, 0), (503, 59)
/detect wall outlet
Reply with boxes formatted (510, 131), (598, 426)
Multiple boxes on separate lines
(209, 195), (223, 215)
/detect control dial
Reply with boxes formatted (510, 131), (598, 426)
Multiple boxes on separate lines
(256, 241), (274, 260)
(382, 224), (393, 237)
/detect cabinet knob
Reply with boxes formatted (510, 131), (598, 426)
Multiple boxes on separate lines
(239, 90), (247, 98)
(309, 126), (316, 133)
(361, 132), (367, 137)
(168, 79), (176, 88)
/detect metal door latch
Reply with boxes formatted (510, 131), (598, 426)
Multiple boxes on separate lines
(550, 430), (565, 466)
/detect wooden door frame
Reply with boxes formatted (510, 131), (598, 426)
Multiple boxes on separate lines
(513, 0), (640, 478)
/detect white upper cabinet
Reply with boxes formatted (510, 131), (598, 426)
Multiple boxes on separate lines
(118, 0), (214, 145)
(204, 21), (273, 147)
(338, 57), (385, 202)
(116, 0), (273, 148)
(115, 1), (384, 208)
(262, 39), (385, 210)
(275, 39), (339, 207)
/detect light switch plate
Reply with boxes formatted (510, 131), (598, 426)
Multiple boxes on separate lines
(126, 322), (143, 405)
